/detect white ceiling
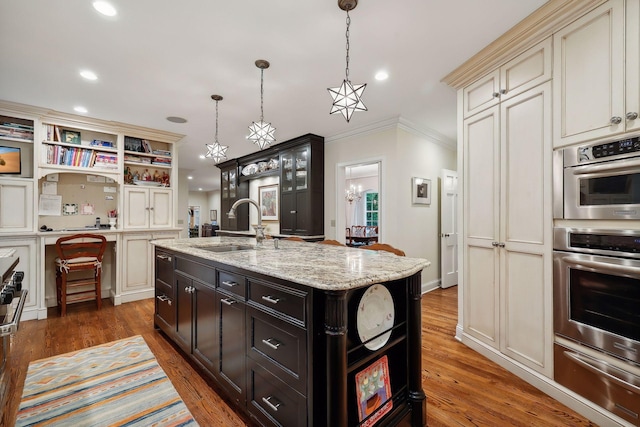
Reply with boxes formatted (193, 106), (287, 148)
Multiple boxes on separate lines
(0, 0), (546, 192)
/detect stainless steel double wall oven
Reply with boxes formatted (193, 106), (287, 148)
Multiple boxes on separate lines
(554, 137), (640, 425)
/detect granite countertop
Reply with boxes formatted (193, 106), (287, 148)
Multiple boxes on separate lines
(152, 236), (430, 291)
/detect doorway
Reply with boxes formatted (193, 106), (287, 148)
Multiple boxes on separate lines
(344, 162), (381, 245)
(188, 206), (200, 237)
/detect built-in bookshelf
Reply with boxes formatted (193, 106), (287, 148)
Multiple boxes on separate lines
(40, 122), (119, 177)
(0, 114), (34, 179)
(123, 136), (172, 187)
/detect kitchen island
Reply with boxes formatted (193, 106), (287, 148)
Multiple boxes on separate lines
(152, 237), (429, 427)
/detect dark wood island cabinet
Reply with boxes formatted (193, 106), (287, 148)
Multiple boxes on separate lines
(152, 237), (428, 427)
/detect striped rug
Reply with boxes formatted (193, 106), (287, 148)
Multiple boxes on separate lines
(16, 335), (199, 427)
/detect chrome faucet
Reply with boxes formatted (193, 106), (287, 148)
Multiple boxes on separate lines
(227, 198), (266, 245)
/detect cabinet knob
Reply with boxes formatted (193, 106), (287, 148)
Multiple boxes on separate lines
(492, 241), (499, 247)
(610, 116), (622, 125)
(290, 210), (296, 214)
(499, 89), (507, 95)
(498, 242), (506, 248)
(626, 112), (638, 121)
(492, 92), (500, 98)
(441, 233), (450, 238)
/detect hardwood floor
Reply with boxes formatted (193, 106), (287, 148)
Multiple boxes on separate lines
(2, 287), (597, 426)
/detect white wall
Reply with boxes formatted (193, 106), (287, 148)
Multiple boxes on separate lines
(325, 120), (456, 287)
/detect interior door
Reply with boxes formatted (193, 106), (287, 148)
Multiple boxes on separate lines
(440, 169), (458, 288)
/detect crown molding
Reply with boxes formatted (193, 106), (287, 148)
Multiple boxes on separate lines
(441, 0), (607, 90)
(326, 116), (456, 151)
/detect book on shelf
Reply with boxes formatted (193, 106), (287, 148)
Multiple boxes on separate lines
(152, 149), (171, 157)
(355, 355), (392, 426)
(0, 123), (34, 140)
(90, 139), (115, 148)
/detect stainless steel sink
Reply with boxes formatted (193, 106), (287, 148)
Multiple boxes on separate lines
(198, 245), (254, 253)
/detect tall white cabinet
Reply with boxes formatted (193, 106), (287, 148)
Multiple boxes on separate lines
(463, 79), (553, 377)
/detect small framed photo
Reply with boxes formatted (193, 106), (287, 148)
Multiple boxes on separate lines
(412, 177), (431, 205)
(210, 209), (217, 222)
(259, 184), (279, 221)
(61, 130), (81, 145)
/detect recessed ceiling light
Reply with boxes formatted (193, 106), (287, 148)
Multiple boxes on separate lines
(74, 106), (88, 113)
(187, 176), (193, 180)
(375, 71), (389, 81)
(198, 188), (203, 191)
(166, 116), (187, 124)
(198, 154), (205, 159)
(80, 70), (98, 81)
(93, 1), (117, 16)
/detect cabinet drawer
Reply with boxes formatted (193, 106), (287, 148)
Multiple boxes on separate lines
(248, 360), (307, 427)
(176, 257), (215, 285)
(248, 307), (307, 395)
(248, 280), (306, 324)
(155, 279), (173, 298)
(218, 270), (246, 298)
(155, 250), (174, 283)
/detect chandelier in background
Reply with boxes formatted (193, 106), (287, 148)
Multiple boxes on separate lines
(345, 168), (362, 204)
(328, 0), (367, 122)
(248, 59), (276, 150)
(205, 94), (228, 163)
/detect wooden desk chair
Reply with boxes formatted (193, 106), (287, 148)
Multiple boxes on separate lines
(54, 233), (107, 317)
(318, 239), (345, 246)
(360, 243), (406, 256)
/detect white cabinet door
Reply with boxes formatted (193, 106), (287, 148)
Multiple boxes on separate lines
(121, 233), (153, 301)
(499, 83), (553, 377)
(463, 37), (551, 119)
(123, 187), (150, 229)
(463, 105), (500, 346)
(149, 188), (172, 228)
(553, 0), (625, 146)
(0, 178), (33, 232)
(0, 237), (39, 320)
(626, 0), (640, 133)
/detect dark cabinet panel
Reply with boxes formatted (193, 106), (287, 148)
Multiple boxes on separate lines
(192, 280), (218, 374)
(175, 272), (192, 354)
(217, 291), (246, 405)
(154, 249), (175, 336)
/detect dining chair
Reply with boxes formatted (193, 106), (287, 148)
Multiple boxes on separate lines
(318, 239), (345, 246)
(54, 233), (107, 316)
(360, 243), (406, 256)
(345, 227), (353, 246)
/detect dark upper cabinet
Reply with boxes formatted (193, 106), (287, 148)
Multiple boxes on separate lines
(218, 161), (249, 231)
(221, 134), (324, 236)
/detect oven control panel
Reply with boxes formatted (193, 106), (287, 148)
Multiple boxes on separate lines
(578, 136), (640, 162)
(569, 232), (640, 254)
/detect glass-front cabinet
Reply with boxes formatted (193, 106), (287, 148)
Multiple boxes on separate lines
(218, 161), (248, 231)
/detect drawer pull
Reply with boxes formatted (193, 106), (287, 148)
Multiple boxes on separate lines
(262, 396), (282, 412)
(156, 254), (172, 261)
(221, 298), (236, 306)
(262, 338), (281, 350)
(221, 280), (238, 287)
(261, 295), (280, 304)
(156, 295), (172, 306)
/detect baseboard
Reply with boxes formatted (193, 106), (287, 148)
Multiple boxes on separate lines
(421, 279), (441, 294)
(118, 288), (154, 304)
(460, 332), (633, 427)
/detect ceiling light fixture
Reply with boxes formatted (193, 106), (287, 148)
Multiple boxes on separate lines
(345, 168), (362, 204)
(73, 106), (88, 113)
(93, 1), (117, 16)
(80, 70), (98, 81)
(247, 60), (276, 150)
(205, 95), (229, 163)
(328, 0), (367, 123)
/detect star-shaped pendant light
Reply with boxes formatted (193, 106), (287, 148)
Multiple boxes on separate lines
(248, 59), (276, 150)
(328, 0), (367, 122)
(205, 94), (228, 163)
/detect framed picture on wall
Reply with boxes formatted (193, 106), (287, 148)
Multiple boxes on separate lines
(259, 184), (278, 221)
(210, 209), (217, 222)
(412, 177), (431, 205)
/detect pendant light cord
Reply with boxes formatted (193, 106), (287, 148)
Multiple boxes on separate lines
(260, 68), (265, 122)
(215, 100), (219, 143)
(345, 9), (351, 82)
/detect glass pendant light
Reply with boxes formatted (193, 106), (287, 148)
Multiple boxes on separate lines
(328, 0), (367, 122)
(205, 94), (228, 163)
(248, 59), (276, 150)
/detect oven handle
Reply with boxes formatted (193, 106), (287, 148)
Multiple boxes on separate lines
(0, 289), (28, 337)
(563, 350), (640, 394)
(562, 257), (640, 275)
(570, 156), (640, 175)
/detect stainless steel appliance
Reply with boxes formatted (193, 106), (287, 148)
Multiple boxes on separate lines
(0, 257), (28, 421)
(553, 227), (640, 425)
(554, 136), (640, 219)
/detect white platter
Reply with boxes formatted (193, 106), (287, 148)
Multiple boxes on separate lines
(133, 180), (162, 187)
(356, 284), (394, 351)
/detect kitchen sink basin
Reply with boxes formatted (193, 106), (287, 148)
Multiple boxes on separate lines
(198, 244), (254, 253)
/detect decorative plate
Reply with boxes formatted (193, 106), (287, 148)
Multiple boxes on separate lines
(356, 284), (394, 350)
(242, 163), (258, 176)
(257, 161), (268, 172)
(63, 203), (78, 216)
(268, 158), (279, 170)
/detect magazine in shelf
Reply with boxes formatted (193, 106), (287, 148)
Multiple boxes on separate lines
(355, 355), (392, 426)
